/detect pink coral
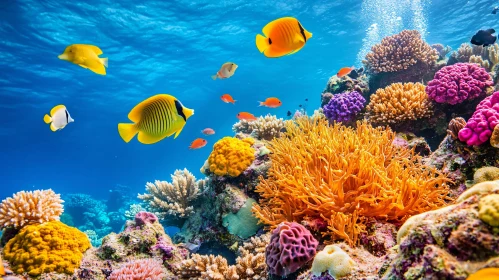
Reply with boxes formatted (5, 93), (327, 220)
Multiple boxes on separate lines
(266, 222), (318, 277)
(458, 91), (499, 146)
(108, 259), (164, 280)
(426, 63), (493, 105)
(134, 211), (158, 226)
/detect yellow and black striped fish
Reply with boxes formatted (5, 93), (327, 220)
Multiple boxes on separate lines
(256, 17), (312, 58)
(118, 94), (194, 144)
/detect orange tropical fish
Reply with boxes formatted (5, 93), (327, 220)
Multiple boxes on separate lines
(256, 17), (312, 58)
(337, 66), (355, 78)
(189, 138), (207, 149)
(259, 97), (282, 108)
(237, 112), (257, 121)
(201, 128), (215, 135)
(221, 94), (236, 104)
(466, 268), (499, 280)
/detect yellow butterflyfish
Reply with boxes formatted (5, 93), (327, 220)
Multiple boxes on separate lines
(43, 105), (74, 132)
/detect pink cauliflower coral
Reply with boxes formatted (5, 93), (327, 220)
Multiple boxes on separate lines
(109, 259), (164, 280)
(458, 91), (499, 146)
(426, 63), (493, 105)
(266, 221), (318, 277)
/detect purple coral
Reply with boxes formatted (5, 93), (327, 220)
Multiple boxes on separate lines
(458, 91), (499, 146)
(152, 236), (174, 260)
(426, 63), (493, 105)
(134, 211), (158, 226)
(266, 222), (318, 277)
(322, 91), (366, 123)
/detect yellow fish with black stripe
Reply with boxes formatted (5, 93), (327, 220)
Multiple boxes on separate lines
(256, 17), (312, 58)
(118, 94), (194, 144)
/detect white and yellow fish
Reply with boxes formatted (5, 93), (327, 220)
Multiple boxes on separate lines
(211, 62), (238, 80)
(58, 44), (108, 75)
(43, 105), (74, 132)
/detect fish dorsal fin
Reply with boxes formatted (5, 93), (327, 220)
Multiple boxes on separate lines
(128, 94), (174, 122)
(486, 28), (496, 34)
(50, 105), (66, 116)
(83, 44), (103, 55)
(262, 17), (283, 37)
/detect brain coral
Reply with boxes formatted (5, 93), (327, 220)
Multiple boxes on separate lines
(363, 30), (438, 74)
(322, 91), (366, 123)
(266, 222), (318, 277)
(0, 189), (64, 229)
(458, 91), (499, 146)
(252, 116), (450, 245)
(366, 82), (433, 124)
(478, 194), (499, 227)
(426, 63), (493, 105)
(3, 221), (91, 276)
(208, 137), (255, 177)
(108, 259), (165, 280)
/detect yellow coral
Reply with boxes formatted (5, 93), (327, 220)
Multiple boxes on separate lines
(478, 194), (499, 227)
(252, 116), (450, 245)
(311, 245), (356, 278)
(366, 82), (433, 124)
(3, 221), (91, 276)
(208, 137), (255, 177)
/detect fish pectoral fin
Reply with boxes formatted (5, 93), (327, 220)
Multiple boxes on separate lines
(50, 123), (58, 132)
(78, 64), (89, 69)
(173, 124), (186, 139)
(50, 105), (66, 116)
(137, 131), (167, 144)
(256, 34), (270, 53)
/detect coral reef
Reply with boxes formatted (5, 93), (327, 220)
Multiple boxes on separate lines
(321, 74), (369, 106)
(322, 91), (365, 124)
(478, 193), (499, 226)
(232, 114), (286, 141)
(222, 198), (261, 239)
(474, 166), (499, 184)
(432, 43), (452, 60)
(108, 259), (165, 280)
(447, 117), (467, 140)
(426, 63), (493, 105)
(365, 82), (433, 126)
(208, 137), (255, 177)
(253, 116), (450, 245)
(138, 168), (202, 218)
(64, 193), (111, 239)
(3, 221), (91, 277)
(449, 43), (499, 72)
(491, 125), (499, 147)
(0, 189), (63, 229)
(311, 245), (356, 278)
(459, 91), (499, 146)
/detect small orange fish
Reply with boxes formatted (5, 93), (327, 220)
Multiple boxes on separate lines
(201, 128), (215, 135)
(0, 253), (4, 277)
(259, 97), (282, 108)
(337, 66), (355, 78)
(237, 112), (257, 121)
(189, 138), (207, 149)
(221, 94), (236, 104)
(467, 268), (499, 280)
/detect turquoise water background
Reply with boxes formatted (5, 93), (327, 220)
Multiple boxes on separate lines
(0, 0), (497, 198)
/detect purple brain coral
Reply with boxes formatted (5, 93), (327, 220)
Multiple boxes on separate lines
(426, 63), (493, 105)
(322, 91), (366, 123)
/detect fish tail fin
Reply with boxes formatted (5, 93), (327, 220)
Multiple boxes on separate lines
(211, 74), (217, 80)
(258, 101), (264, 106)
(89, 64), (107, 75)
(351, 65), (355, 69)
(101, 57), (108, 67)
(256, 34), (269, 53)
(232, 100), (236, 104)
(118, 123), (138, 143)
(43, 114), (52, 124)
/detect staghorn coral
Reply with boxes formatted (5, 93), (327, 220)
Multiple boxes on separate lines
(478, 194), (499, 227)
(3, 221), (91, 277)
(235, 252), (267, 280)
(432, 43), (452, 60)
(232, 114), (285, 141)
(124, 203), (146, 219)
(252, 116), (450, 245)
(138, 168), (202, 218)
(365, 82), (433, 125)
(450, 43), (499, 72)
(176, 254), (239, 280)
(459, 91), (499, 146)
(0, 189), (64, 229)
(447, 117), (467, 140)
(108, 259), (165, 280)
(208, 137), (255, 177)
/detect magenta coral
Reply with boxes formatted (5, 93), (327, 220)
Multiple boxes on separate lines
(134, 211), (158, 226)
(458, 91), (499, 146)
(109, 259), (164, 280)
(426, 63), (493, 105)
(266, 222), (318, 277)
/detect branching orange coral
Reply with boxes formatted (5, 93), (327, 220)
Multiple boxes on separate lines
(363, 30), (438, 73)
(252, 116), (450, 245)
(365, 82), (433, 124)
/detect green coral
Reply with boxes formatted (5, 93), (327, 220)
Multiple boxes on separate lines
(222, 198), (261, 239)
(478, 194), (499, 227)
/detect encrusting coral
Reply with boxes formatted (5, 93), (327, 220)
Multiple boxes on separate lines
(478, 194), (499, 227)
(232, 114), (285, 141)
(0, 189), (64, 229)
(365, 82), (433, 125)
(252, 116), (450, 245)
(208, 137), (255, 177)
(3, 221), (91, 277)
(311, 245), (356, 278)
(138, 168), (202, 218)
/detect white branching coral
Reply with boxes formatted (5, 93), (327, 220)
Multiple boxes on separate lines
(138, 168), (202, 218)
(0, 189), (64, 229)
(232, 114), (286, 141)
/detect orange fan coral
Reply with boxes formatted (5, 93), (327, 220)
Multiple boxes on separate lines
(252, 116), (450, 245)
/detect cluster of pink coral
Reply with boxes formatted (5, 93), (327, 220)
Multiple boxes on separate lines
(108, 259), (164, 279)
(458, 91), (499, 146)
(134, 211), (158, 226)
(265, 222), (318, 277)
(426, 63), (493, 105)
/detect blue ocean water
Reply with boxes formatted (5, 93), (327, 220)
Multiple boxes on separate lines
(0, 0), (497, 200)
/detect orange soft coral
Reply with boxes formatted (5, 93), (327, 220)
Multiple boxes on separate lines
(208, 137), (255, 177)
(252, 116), (450, 245)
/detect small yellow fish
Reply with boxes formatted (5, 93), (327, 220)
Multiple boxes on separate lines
(58, 44), (108, 75)
(43, 105), (74, 132)
(118, 94), (194, 144)
(467, 268), (499, 280)
(212, 62), (238, 80)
